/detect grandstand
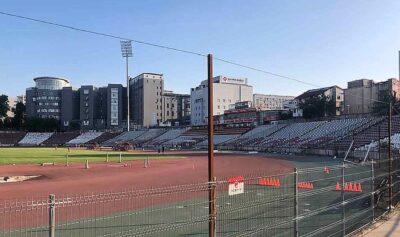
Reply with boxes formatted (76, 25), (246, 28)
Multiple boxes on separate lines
(145, 128), (188, 146)
(42, 132), (80, 146)
(18, 132), (53, 146)
(195, 127), (251, 148)
(296, 117), (371, 148)
(85, 132), (122, 145)
(128, 128), (166, 145)
(0, 131), (26, 146)
(196, 134), (240, 148)
(102, 130), (147, 146)
(222, 124), (286, 148)
(333, 116), (399, 151)
(1, 115), (397, 154)
(66, 131), (103, 145)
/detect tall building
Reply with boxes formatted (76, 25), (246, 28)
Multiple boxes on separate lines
(26, 77), (126, 130)
(79, 84), (125, 130)
(162, 91), (191, 126)
(60, 87), (80, 128)
(253, 94), (295, 110)
(190, 75), (253, 125)
(130, 73), (164, 127)
(344, 78), (400, 114)
(26, 77), (71, 120)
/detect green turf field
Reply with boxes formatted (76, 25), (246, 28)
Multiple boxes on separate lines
(0, 148), (185, 165)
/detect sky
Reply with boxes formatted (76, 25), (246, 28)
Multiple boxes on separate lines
(1, 0), (400, 97)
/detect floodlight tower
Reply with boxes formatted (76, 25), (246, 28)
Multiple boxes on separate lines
(121, 41), (133, 131)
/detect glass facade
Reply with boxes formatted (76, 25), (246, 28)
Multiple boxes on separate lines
(34, 77), (70, 90)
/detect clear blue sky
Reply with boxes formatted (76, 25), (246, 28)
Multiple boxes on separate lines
(1, 0), (400, 97)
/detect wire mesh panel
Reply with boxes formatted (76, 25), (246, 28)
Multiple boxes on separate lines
(0, 197), (49, 237)
(297, 165), (343, 237)
(216, 173), (295, 237)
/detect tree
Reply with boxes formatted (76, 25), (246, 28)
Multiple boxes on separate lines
(24, 118), (59, 132)
(299, 95), (336, 119)
(372, 91), (400, 116)
(11, 102), (25, 130)
(0, 94), (9, 119)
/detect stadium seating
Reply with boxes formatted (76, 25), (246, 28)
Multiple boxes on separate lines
(196, 134), (240, 147)
(18, 132), (53, 146)
(223, 124), (286, 147)
(85, 132), (122, 145)
(128, 129), (166, 144)
(0, 131), (26, 146)
(43, 132), (80, 146)
(334, 116), (397, 151)
(66, 131), (103, 145)
(102, 130), (147, 146)
(146, 128), (188, 146)
(297, 117), (370, 148)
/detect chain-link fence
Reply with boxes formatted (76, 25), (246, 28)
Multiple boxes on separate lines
(1, 157), (399, 237)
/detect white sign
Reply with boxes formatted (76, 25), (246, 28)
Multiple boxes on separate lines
(220, 76), (246, 85)
(228, 176), (244, 196)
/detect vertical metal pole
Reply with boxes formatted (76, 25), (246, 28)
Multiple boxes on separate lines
(49, 194), (55, 237)
(294, 168), (298, 237)
(207, 54), (216, 237)
(389, 102), (393, 211)
(378, 126), (381, 164)
(106, 152), (109, 162)
(119, 153), (122, 163)
(341, 163), (346, 236)
(65, 154), (69, 167)
(126, 56), (130, 131)
(371, 159), (375, 222)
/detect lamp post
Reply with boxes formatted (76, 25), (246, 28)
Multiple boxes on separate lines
(121, 41), (133, 131)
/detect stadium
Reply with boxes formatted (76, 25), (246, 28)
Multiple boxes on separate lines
(0, 113), (399, 236)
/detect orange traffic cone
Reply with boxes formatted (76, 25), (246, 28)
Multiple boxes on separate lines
(335, 182), (341, 191)
(265, 178), (270, 186)
(276, 179), (281, 187)
(310, 183), (314, 189)
(356, 183), (362, 192)
(259, 178), (265, 186)
(344, 183), (349, 191)
(348, 183), (354, 192)
(272, 178), (278, 187)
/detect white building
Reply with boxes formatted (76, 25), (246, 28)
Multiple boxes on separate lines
(7, 95), (25, 118)
(283, 100), (303, 117)
(253, 94), (295, 110)
(190, 76), (253, 125)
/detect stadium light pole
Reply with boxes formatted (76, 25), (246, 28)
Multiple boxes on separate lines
(121, 40), (133, 131)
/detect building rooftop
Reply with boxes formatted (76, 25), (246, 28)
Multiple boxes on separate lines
(33, 76), (70, 84)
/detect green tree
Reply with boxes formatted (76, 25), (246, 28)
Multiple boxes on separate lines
(24, 118), (59, 132)
(299, 95), (335, 119)
(0, 94), (9, 119)
(11, 102), (25, 130)
(372, 91), (400, 116)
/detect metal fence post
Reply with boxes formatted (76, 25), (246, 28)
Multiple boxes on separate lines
(371, 159), (375, 222)
(388, 102), (393, 211)
(341, 163), (346, 237)
(49, 194), (55, 237)
(294, 168), (299, 237)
